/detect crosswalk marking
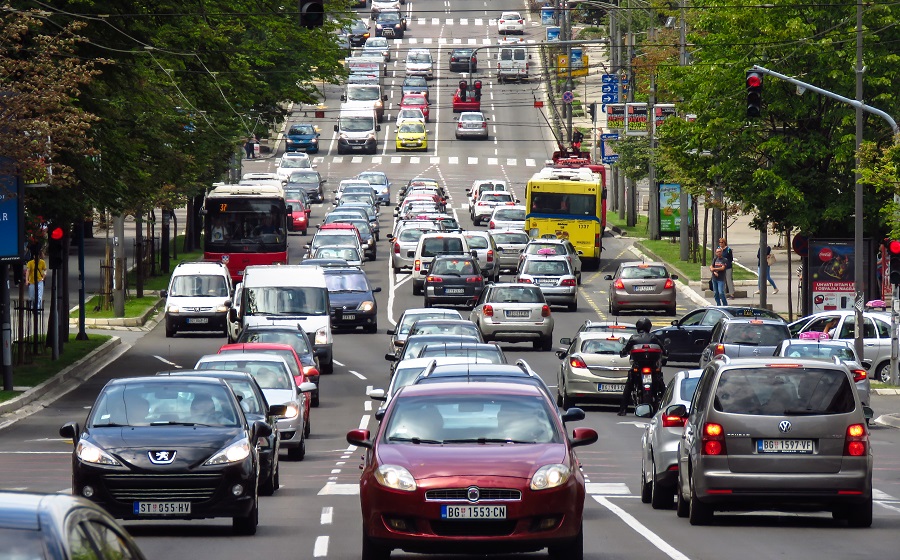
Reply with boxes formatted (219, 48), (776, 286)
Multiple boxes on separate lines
(351, 156), (363, 163)
(309, 155), (542, 167)
(475, 18), (483, 26)
(417, 17), (425, 25)
(448, 156), (459, 164)
(372, 156), (382, 163)
(390, 156), (401, 164)
(408, 37), (418, 44)
(438, 37), (447, 44)
(430, 156), (440, 164)
(525, 158), (537, 166)
(445, 18), (453, 25)
(431, 17), (440, 25)
(410, 156), (421, 164)
(459, 18), (468, 25)
(488, 157), (498, 165)
(468, 156), (477, 165)
(423, 37), (432, 44)
(507, 158), (517, 166)
(468, 38), (477, 45)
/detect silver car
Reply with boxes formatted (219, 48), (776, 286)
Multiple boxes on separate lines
(516, 254), (578, 311)
(555, 332), (633, 409)
(698, 317), (790, 367)
(490, 230), (530, 274)
(455, 111), (489, 139)
(520, 238), (583, 284)
(635, 369), (703, 509)
(673, 357), (872, 526)
(386, 308), (463, 355)
(388, 227), (435, 273)
(470, 283), (554, 351)
(463, 230), (500, 281)
(471, 191), (516, 225)
(488, 204), (526, 231)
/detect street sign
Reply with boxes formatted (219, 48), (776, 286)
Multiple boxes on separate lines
(601, 74), (619, 84)
(601, 84), (618, 94)
(600, 133), (619, 164)
(562, 91), (575, 104)
(601, 93), (619, 104)
(556, 54), (589, 78)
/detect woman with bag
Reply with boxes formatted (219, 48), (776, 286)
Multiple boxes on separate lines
(755, 245), (778, 295)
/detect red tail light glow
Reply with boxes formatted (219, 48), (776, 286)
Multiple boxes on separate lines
(851, 369), (867, 383)
(519, 278), (533, 283)
(614, 279), (625, 290)
(466, 276), (482, 283)
(426, 276), (442, 282)
(483, 304), (494, 317)
(664, 278), (675, 289)
(561, 279), (576, 287)
(393, 243), (400, 254)
(844, 423), (867, 456)
(569, 357), (587, 369)
(303, 366), (319, 378)
(702, 422), (726, 455)
(489, 221), (495, 229)
(713, 344), (725, 356)
(414, 259), (421, 271)
(641, 367), (652, 374)
(487, 250), (494, 262)
(662, 414), (687, 428)
(541, 305), (551, 317)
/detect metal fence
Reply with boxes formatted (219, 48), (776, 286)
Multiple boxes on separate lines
(12, 301), (46, 364)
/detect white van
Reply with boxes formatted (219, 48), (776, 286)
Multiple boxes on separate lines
(229, 265), (335, 373)
(334, 109), (380, 155)
(409, 232), (471, 295)
(341, 83), (388, 122)
(162, 261), (233, 338)
(497, 46), (530, 82)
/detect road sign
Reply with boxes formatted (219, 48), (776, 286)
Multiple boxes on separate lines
(601, 84), (618, 94)
(601, 93), (619, 104)
(562, 91), (575, 104)
(556, 54), (589, 78)
(601, 74), (619, 84)
(600, 133), (619, 164)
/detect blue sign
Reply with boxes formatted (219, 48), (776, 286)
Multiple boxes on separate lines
(570, 48), (583, 69)
(601, 93), (619, 104)
(601, 74), (619, 84)
(601, 84), (618, 94)
(546, 26), (560, 42)
(0, 167), (23, 262)
(540, 7), (556, 26)
(600, 134), (619, 164)
(562, 90), (575, 104)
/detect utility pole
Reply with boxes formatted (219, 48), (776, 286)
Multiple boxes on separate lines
(625, 0), (637, 227)
(678, 0), (690, 259)
(609, 4), (620, 214)
(647, 10), (660, 240)
(564, 0), (573, 144)
(853, 0), (865, 362)
(113, 215), (125, 317)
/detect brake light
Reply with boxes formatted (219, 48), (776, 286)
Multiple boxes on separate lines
(541, 305), (551, 317)
(641, 367), (652, 374)
(483, 304), (494, 317)
(569, 356), (587, 369)
(595, 233), (601, 248)
(426, 276), (442, 282)
(303, 366), (319, 378)
(466, 276), (482, 283)
(487, 250), (494, 262)
(482, 121), (487, 128)
(662, 414), (687, 428)
(458, 122), (464, 129)
(518, 19), (524, 24)
(489, 221), (495, 229)
(394, 242), (400, 254)
(713, 344), (725, 356)
(664, 278), (675, 289)
(561, 279), (576, 287)
(851, 369), (867, 383)
(702, 422), (726, 455)
(845, 423), (867, 457)
(415, 259), (421, 271)
(614, 279), (625, 290)
(519, 278), (532, 283)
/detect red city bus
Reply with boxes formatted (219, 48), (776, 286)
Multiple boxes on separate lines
(204, 184), (289, 282)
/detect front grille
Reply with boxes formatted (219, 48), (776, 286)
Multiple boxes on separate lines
(103, 473), (222, 502)
(425, 488), (521, 501)
(183, 307), (213, 312)
(430, 520), (517, 537)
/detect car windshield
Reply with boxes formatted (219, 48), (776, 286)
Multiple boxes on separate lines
(350, 21), (368, 32)
(494, 208), (525, 220)
(284, 189), (306, 202)
(492, 232), (529, 245)
(0, 528), (44, 558)
(581, 338), (626, 354)
(339, 116), (375, 132)
(197, 360), (294, 390)
(90, 381), (240, 427)
(723, 323), (789, 346)
(287, 172), (320, 186)
(431, 259), (476, 275)
(169, 274), (228, 297)
(289, 125), (315, 135)
(782, 343), (856, 361)
(404, 76), (427, 87)
(714, 367), (856, 415)
(358, 172), (387, 186)
(620, 265), (668, 279)
(460, 114), (483, 122)
(325, 272), (369, 292)
(418, 347), (504, 363)
(524, 260), (569, 275)
(410, 323), (480, 338)
(490, 286), (543, 303)
(399, 123), (425, 133)
(226, 380), (265, 415)
(348, 87), (380, 101)
(527, 243), (565, 255)
(407, 53), (431, 63)
(403, 97), (426, 107)
(239, 330), (311, 354)
(383, 394), (559, 444)
(219, 348), (300, 378)
(313, 233), (358, 248)
(244, 286), (329, 316)
(366, 38), (388, 48)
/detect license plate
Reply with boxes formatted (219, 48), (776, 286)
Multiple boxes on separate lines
(757, 439), (814, 454)
(503, 249), (519, 254)
(440, 505), (507, 519)
(342, 314), (356, 321)
(445, 288), (465, 294)
(506, 310), (529, 318)
(642, 374), (652, 384)
(633, 285), (655, 292)
(186, 318), (209, 324)
(537, 280), (556, 286)
(599, 383), (625, 392)
(404, 142), (418, 146)
(351, 145), (363, 150)
(134, 502), (191, 515)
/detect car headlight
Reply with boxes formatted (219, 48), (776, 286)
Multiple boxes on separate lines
(282, 402), (301, 419)
(205, 438), (251, 465)
(380, 187), (389, 194)
(531, 464), (571, 490)
(315, 326), (328, 345)
(359, 301), (375, 312)
(339, 133), (349, 140)
(311, 138), (318, 144)
(375, 465), (417, 491)
(76, 440), (121, 466)
(376, 24), (383, 29)
(167, 305), (180, 314)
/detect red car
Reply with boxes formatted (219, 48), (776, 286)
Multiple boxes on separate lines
(399, 93), (430, 122)
(218, 342), (313, 434)
(452, 89), (481, 113)
(286, 196), (309, 234)
(347, 382), (598, 559)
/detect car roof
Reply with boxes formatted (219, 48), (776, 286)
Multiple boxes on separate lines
(172, 261), (229, 275)
(197, 352), (290, 365)
(412, 319), (478, 326)
(722, 317), (788, 325)
(406, 333), (480, 341)
(397, 380), (544, 398)
(157, 369), (256, 381)
(0, 492), (112, 531)
(426, 364), (526, 378)
(575, 331), (631, 341)
(620, 260), (666, 267)
(301, 258), (352, 268)
(219, 342), (297, 354)
(105, 375), (229, 388)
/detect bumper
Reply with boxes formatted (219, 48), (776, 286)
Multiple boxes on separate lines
(425, 286), (483, 305)
(377, 192), (391, 204)
(315, 342), (333, 368)
(456, 127), (488, 138)
(449, 63), (477, 72)
(396, 139), (427, 151)
(338, 138), (377, 153)
(540, 288), (577, 305)
(333, 308), (378, 329)
(276, 415), (304, 449)
(563, 372), (629, 402)
(392, 252), (414, 270)
(166, 313), (227, 332)
(285, 142), (319, 153)
(477, 318), (554, 341)
(611, 290), (677, 311)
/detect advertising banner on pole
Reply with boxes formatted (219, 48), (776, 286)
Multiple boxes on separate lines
(0, 166), (24, 262)
(658, 183), (691, 236)
(546, 26), (560, 41)
(605, 104), (625, 131)
(625, 103), (648, 136)
(653, 104), (678, 134)
(541, 7), (556, 25)
(808, 240), (856, 313)
(600, 133), (619, 164)
(556, 54), (588, 78)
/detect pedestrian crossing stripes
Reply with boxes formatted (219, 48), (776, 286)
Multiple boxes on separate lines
(315, 156), (538, 167)
(400, 37), (536, 46)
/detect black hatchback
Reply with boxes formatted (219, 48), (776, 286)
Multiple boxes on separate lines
(423, 254), (485, 308)
(59, 376), (272, 535)
(448, 48), (477, 72)
(324, 266), (381, 333)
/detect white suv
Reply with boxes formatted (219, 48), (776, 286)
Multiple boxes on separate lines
(409, 232), (470, 295)
(162, 261), (233, 338)
(472, 191), (517, 225)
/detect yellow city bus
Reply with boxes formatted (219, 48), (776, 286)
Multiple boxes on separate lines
(525, 164), (607, 270)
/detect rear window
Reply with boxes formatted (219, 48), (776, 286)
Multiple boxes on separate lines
(490, 286), (544, 303)
(723, 323), (789, 346)
(713, 367), (856, 416)
(432, 259), (477, 275)
(399, 229), (427, 242)
(418, 347), (504, 363)
(514, 50), (526, 61)
(238, 330), (311, 354)
(465, 235), (489, 249)
(422, 238), (464, 257)
(620, 265), (668, 279)
(494, 208), (525, 220)
(482, 193), (512, 202)
(492, 232), (529, 245)
(782, 343), (856, 361)
(524, 260), (569, 275)
(581, 338), (625, 354)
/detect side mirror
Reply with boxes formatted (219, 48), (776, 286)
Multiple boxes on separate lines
(604, 274), (613, 281)
(406, 250), (415, 258)
(561, 407), (585, 423)
(670, 274), (679, 280)
(375, 408), (386, 422)
(373, 287), (382, 293)
(59, 422), (79, 446)
(570, 427), (599, 448)
(228, 308), (238, 322)
(333, 125), (339, 132)
(346, 428), (372, 449)
(386, 329), (396, 335)
(340, 94), (347, 101)
(160, 289), (168, 298)
(559, 337), (571, 345)
(376, 124), (381, 132)
(224, 300), (232, 308)
(666, 404), (688, 418)
(470, 250), (478, 258)
(268, 404), (287, 417)
(671, 319), (679, 326)
(384, 353), (398, 362)
(367, 388), (387, 401)
(383, 95), (388, 101)
(298, 381), (317, 394)
(555, 349), (567, 359)
(252, 420), (273, 440)
(634, 404), (654, 418)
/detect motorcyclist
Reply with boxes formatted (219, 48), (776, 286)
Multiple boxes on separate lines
(617, 317), (666, 416)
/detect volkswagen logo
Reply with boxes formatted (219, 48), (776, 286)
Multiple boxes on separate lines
(148, 450), (177, 465)
(778, 420), (792, 433)
(466, 486), (480, 503)
(221, 255), (229, 264)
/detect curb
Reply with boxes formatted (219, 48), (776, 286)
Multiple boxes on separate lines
(874, 413), (900, 429)
(873, 388), (900, 395)
(68, 297), (163, 328)
(0, 336), (122, 422)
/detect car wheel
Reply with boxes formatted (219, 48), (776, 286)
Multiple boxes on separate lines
(547, 523), (583, 560)
(650, 458), (674, 509)
(688, 472), (713, 525)
(568, 299), (578, 312)
(577, 272), (582, 285)
(675, 471), (689, 518)
(232, 498), (258, 535)
(640, 457), (652, 504)
(540, 336), (553, 351)
(165, 322), (175, 338)
(846, 499), (873, 527)
(423, 298), (432, 308)
(413, 283), (423, 296)
(322, 359), (333, 374)
(392, 266), (400, 274)
(561, 388), (574, 410)
(302, 229), (308, 236)
(260, 460), (277, 496)
(361, 532), (391, 560)
(287, 437), (306, 461)
(667, 306), (677, 316)
(304, 416), (311, 438)
(312, 389), (320, 408)
(875, 361), (891, 383)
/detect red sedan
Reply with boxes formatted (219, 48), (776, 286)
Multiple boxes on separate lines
(286, 197), (309, 234)
(399, 93), (430, 122)
(347, 382), (597, 559)
(452, 89), (480, 113)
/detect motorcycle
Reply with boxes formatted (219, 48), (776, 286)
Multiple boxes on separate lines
(627, 343), (665, 413)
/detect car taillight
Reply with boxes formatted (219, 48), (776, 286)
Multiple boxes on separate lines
(487, 250), (494, 262)
(426, 276), (442, 282)
(845, 423), (868, 456)
(519, 278), (532, 283)
(664, 278), (675, 289)
(541, 305), (551, 317)
(851, 369), (867, 383)
(489, 221), (495, 229)
(641, 367), (652, 374)
(415, 259), (421, 271)
(662, 414), (687, 428)
(561, 279), (576, 287)
(569, 356), (587, 369)
(466, 276), (482, 283)
(393, 242), (400, 254)
(303, 366), (319, 378)
(458, 122), (464, 129)
(595, 233), (601, 248)
(483, 304), (494, 317)
(482, 121), (487, 128)
(614, 279), (625, 290)
(702, 422), (726, 455)
(518, 19), (524, 23)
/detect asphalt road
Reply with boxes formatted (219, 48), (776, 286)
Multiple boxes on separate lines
(2, 1), (900, 559)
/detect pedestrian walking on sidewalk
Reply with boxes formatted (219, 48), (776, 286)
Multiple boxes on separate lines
(244, 136), (254, 159)
(25, 247), (47, 308)
(710, 247), (728, 306)
(755, 246), (779, 295)
(719, 238), (735, 297)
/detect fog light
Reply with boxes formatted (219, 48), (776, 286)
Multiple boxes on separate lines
(531, 516), (561, 531)
(385, 517), (412, 532)
(231, 484), (244, 496)
(82, 486), (94, 498)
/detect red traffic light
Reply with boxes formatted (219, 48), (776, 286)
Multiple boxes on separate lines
(474, 80), (482, 90)
(50, 226), (65, 240)
(746, 72), (762, 88)
(888, 239), (900, 255)
(459, 80), (467, 91)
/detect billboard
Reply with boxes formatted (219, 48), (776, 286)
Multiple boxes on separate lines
(658, 183), (692, 236)
(605, 104), (625, 131)
(0, 166), (24, 262)
(625, 103), (648, 136)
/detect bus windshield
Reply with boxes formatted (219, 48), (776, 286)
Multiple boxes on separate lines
(529, 193), (596, 216)
(205, 199), (287, 251)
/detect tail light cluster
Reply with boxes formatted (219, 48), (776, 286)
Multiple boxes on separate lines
(664, 278), (675, 289)
(489, 221), (495, 229)
(414, 259), (421, 272)
(393, 242), (400, 254)
(614, 279), (625, 290)
(426, 276), (442, 282)
(850, 369), (867, 383)
(519, 278), (532, 283)
(844, 423), (868, 457)
(541, 305), (551, 317)
(569, 356), (587, 369)
(712, 343), (726, 356)
(661, 413), (687, 428)
(701, 422), (726, 455)
(561, 279), (576, 287)
(303, 366), (319, 378)
(483, 304), (494, 317)
(466, 276), (482, 284)
(487, 250), (494, 263)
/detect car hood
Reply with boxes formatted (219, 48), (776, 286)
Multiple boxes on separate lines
(397, 131), (426, 140)
(86, 426), (242, 468)
(377, 442), (566, 480)
(165, 296), (226, 308)
(261, 388), (297, 406)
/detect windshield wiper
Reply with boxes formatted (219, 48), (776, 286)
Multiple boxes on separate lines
(442, 437), (534, 444)
(149, 421), (207, 426)
(388, 436), (443, 444)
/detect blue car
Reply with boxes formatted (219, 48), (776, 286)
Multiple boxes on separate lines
(285, 123), (320, 153)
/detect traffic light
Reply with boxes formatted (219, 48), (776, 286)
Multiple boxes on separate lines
(299, 0), (325, 29)
(48, 224), (65, 269)
(459, 80), (467, 102)
(888, 239), (900, 285)
(473, 80), (482, 101)
(587, 102), (597, 122)
(746, 70), (763, 118)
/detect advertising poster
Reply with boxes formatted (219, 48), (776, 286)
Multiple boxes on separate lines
(546, 26), (560, 41)
(658, 183), (691, 235)
(0, 161), (24, 262)
(541, 7), (556, 25)
(625, 103), (648, 136)
(605, 104), (625, 131)
(809, 240), (855, 313)
(653, 104), (677, 134)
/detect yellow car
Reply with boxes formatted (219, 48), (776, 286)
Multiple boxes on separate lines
(395, 120), (428, 152)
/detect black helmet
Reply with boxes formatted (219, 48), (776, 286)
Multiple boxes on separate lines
(636, 318), (652, 333)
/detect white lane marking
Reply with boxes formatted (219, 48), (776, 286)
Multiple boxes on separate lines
(318, 482), (360, 495)
(526, 158), (537, 166)
(359, 415), (370, 429)
(877, 501), (900, 513)
(313, 536), (329, 557)
(346, 445), (356, 451)
(873, 489), (896, 501)
(594, 496), (693, 560)
(336, 461), (346, 466)
(153, 356), (181, 367)
(331, 469), (341, 474)
(586, 483), (630, 495)
(333, 360), (345, 367)
(320, 506), (333, 525)
(468, 157), (477, 165)
(341, 454), (351, 459)
(328, 476), (338, 481)
(506, 158), (516, 166)
(372, 156), (383, 163)
(349, 370), (367, 380)
(364, 400), (372, 411)
(618, 421), (649, 428)
(352, 156), (362, 163)
(431, 156), (440, 164)
(449, 156), (459, 164)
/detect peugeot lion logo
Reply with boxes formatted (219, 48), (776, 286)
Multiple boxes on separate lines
(778, 420), (792, 433)
(466, 486), (480, 503)
(149, 450), (176, 465)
